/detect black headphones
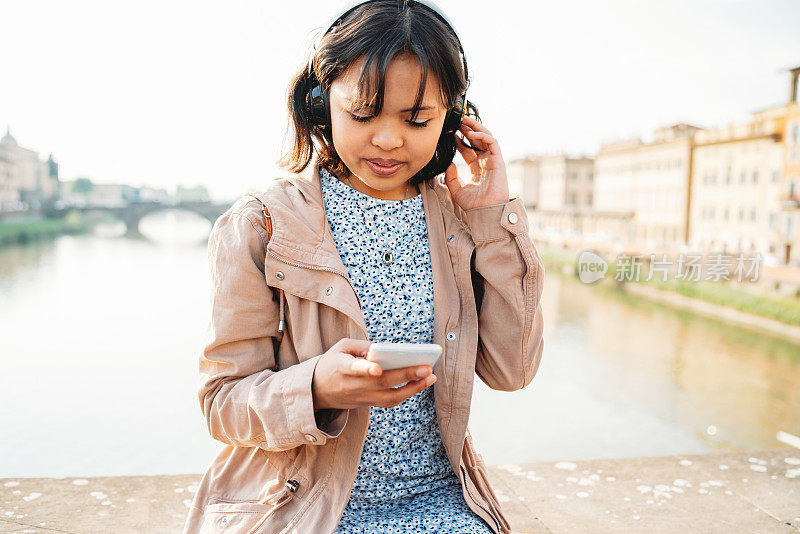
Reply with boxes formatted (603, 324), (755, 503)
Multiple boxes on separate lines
(306, 0), (468, 141)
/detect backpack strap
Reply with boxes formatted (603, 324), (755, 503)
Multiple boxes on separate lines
(244, 193), (285, 339)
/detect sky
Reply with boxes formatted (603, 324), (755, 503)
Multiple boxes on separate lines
(1, 0), (799, 201)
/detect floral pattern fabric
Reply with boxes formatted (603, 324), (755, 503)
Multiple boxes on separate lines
(321, 168), (492, 533)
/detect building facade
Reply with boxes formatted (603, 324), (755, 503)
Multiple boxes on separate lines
(777, 65), (800, 264)
(59, 180), (138, 208)
(506, 156), (540, 208)
(504, 66), (800, 266)
(0, 126), (59, 211)
(690, 120), (784, 257)
(537, 154), (594, 210)
(593, 123), (700, 250)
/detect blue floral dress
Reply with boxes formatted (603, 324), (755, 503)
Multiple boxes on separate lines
(320, 168), (493, 533)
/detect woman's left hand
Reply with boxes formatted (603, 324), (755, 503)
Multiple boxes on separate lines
(443, 115), (510, 210)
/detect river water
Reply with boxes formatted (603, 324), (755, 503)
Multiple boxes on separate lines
(1, 211), (798, 478)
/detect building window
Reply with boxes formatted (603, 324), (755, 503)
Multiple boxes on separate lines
(738, 208), (744, 221)
(740, 171), (746, 184)
(724, 207), (730, 221)
(750, 209), (756, 221)
(772, 170), (780, 183)
(752, 171), (758, 184)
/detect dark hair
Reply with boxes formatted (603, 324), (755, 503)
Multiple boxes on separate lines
(280, 0), (480, 187)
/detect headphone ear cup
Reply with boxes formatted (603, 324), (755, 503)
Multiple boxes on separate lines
(442, 94), (466, 134)
(308, 84), (333, 144)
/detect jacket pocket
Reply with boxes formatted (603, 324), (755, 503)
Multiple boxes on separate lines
(199, 479), (299, 534)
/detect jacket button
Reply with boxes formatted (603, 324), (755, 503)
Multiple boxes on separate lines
(220, 516), (229, 525)
(325, 286), (333, 295)
(276, 271), (285, 280)
(446, 332), (456, 341)
(446, 234), (455, 242)
(304, 433), (317, 442)
(508, 212), (518, 224)
(285, 479), (300, 492)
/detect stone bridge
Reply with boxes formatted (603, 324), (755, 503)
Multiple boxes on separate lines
(51, 201), (232, 237)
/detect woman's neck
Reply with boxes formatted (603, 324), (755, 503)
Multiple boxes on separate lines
(334, 171), (419, 201)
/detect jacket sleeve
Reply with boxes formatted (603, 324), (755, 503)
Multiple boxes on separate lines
(461, 197), (545, 391)
(198, 199), (349, 451)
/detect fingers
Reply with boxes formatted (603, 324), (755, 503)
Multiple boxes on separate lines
(335, 338), (373, 358)
(374, 364), (432, 389)
(460, 115), (491, 135)
(444, 162), (462, 195)
(334, 357), (436, 409)
(362, 362), (433, 389)
(455, 133), (478, 165)
(458, 117), (500, 157)
(371, 373), (437, 408)
(340, 352), (434, 382)
(463, 130), (500, 156)
(340, 353), (382, 377)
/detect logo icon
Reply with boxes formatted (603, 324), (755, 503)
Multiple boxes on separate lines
(577, 250), (608, 284)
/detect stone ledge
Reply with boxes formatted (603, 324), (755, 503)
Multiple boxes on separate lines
(1, 448), (797, 533)
(486, 447), (799, 533)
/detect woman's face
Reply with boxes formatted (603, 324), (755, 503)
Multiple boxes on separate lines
(328, 53), (447, 200)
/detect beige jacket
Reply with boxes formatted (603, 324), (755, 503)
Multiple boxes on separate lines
(183, 163), (545, 533)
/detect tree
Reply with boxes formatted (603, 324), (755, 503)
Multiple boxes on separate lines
(72, 177), (94, 194)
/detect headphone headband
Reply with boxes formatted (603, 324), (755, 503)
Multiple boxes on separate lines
(315, 0), (465, 56)
(307, 0), (468, 138)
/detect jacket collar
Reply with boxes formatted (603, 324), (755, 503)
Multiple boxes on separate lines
(257, 160), (469, 276)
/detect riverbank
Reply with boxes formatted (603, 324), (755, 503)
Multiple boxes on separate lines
(0, 212), (116, 247)
(538, 245), (800, 339)
(1, 448), (796, 533)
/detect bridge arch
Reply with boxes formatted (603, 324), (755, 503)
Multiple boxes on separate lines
(52, 201), (230, 237)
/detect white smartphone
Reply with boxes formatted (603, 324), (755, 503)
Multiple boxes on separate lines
(366, 342), (442, 371)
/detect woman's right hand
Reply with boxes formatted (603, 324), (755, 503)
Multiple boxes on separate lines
(311, 338), (436, 410)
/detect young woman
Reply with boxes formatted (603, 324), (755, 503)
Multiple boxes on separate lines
(183, 1), (545, 533)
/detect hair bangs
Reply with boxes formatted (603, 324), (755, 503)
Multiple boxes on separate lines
(354, 44), (435, 122)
